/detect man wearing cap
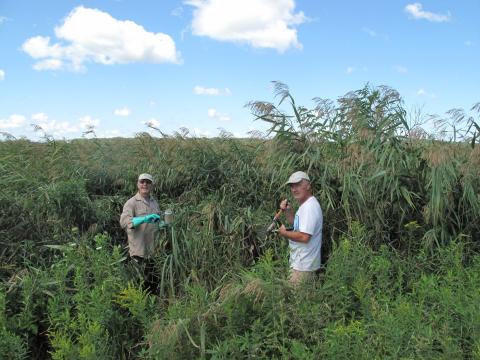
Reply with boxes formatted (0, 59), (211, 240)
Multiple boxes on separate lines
(120, 173), (161, 293)
(278, 171), (323, 285)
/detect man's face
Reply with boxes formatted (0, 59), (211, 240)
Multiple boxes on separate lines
(290, 180), (311, 203)
(137, 179), (153, 196)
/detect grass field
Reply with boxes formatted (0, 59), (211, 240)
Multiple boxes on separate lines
(1, 84), (479, 359)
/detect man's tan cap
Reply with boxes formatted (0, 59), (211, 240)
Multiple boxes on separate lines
(138, 173), (154, 183)
(285, 171), (310, 185)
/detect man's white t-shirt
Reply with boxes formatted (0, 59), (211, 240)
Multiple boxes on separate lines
(289, 196), (323, 271)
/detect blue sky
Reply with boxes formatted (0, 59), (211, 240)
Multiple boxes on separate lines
(0, 0), (478, 140)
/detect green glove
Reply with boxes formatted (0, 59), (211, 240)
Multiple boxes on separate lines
(131, 214), (161, 228)
(146, 214), (161, 223)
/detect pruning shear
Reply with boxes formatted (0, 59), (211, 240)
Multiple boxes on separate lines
(266, 199), (289, 233)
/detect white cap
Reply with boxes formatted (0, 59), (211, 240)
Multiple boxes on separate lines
(285, 171), (310, 185)
(138, 173), (154, 183)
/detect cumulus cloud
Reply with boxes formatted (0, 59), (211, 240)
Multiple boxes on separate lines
(194, 85), (231, 96)
(22, 6), (180, 71)
(33, 58), (63, 71)
(30, 114), (99, 137)
(79, 115), (100, 130)
(0, 114), (26, 130)
(186, 0), (306, 52)
(207, 108), (230, 122)
(144, 118), (160, 127)
(30, 113), (79, 136)
(114, 107), (131, 117)
(0, 69), (4, 80)
(32, 112), (49, 121)
(345, 66), (354, 74)
(405, 3), (451, 22)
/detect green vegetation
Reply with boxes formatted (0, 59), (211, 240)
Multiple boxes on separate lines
(1, 83), (479, 359)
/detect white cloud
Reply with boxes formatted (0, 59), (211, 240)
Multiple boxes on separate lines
(405, 3), (451, 23)
(32, 112), (49, 121)
(207, 108), (230, 122)
(345, 66), (354, 74)
(464, 40), (474, 47)
(0, 69), (4, 80)
(22, 6), (180, 72)
(0, 114), (26, 130)
(79, 115), (100, 130)
(144, 118), (160, 127)
(194, 85), (231, 96)
(0, 16), (8, 25)
(416, 88), (436, 98)
(186, 0), (306, 52)
(39, 121), (78, 135)
(29, 113), (93, 136)
(114, 107), (131, 117)
(33, 58), (63, 71)
(394, 65), (408, 73)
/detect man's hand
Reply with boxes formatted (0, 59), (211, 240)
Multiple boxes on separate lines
(279, 199), (290, 212)
(132, 214), (161, 228)
(145, 214), (161, 223)
(278, 224), (288, 237)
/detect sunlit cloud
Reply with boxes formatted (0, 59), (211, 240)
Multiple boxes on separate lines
(207, 108), (230, 122)
(0, 69), (5, 80)
(416, 88), (436, 98)
(405, 3), (451, 23)
(31, 112), (49, 122)
(144, 118), (160, 127)
(22, 6), (181, 72)
(114, 107), (131, 117)
(0, 114), (26, 130)
(186, 0), (307, 52)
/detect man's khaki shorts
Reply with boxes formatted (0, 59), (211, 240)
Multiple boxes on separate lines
(289, 269), (315, 285)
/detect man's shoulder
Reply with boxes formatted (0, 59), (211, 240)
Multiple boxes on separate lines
(301, 196), (321, 209)
(124, 193), (141, 206)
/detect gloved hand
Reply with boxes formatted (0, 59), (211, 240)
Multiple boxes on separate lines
(131, 214), (161, 228)
(145, 214), (161, 223)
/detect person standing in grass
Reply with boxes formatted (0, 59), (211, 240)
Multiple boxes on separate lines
(120, 173), (161, 293)
(278, 171), (323, 285)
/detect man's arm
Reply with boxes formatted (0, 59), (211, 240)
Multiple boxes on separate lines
(278, 225), (311, 243)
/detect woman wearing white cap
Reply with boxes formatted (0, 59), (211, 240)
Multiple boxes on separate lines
(278, 171), (323, 285)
